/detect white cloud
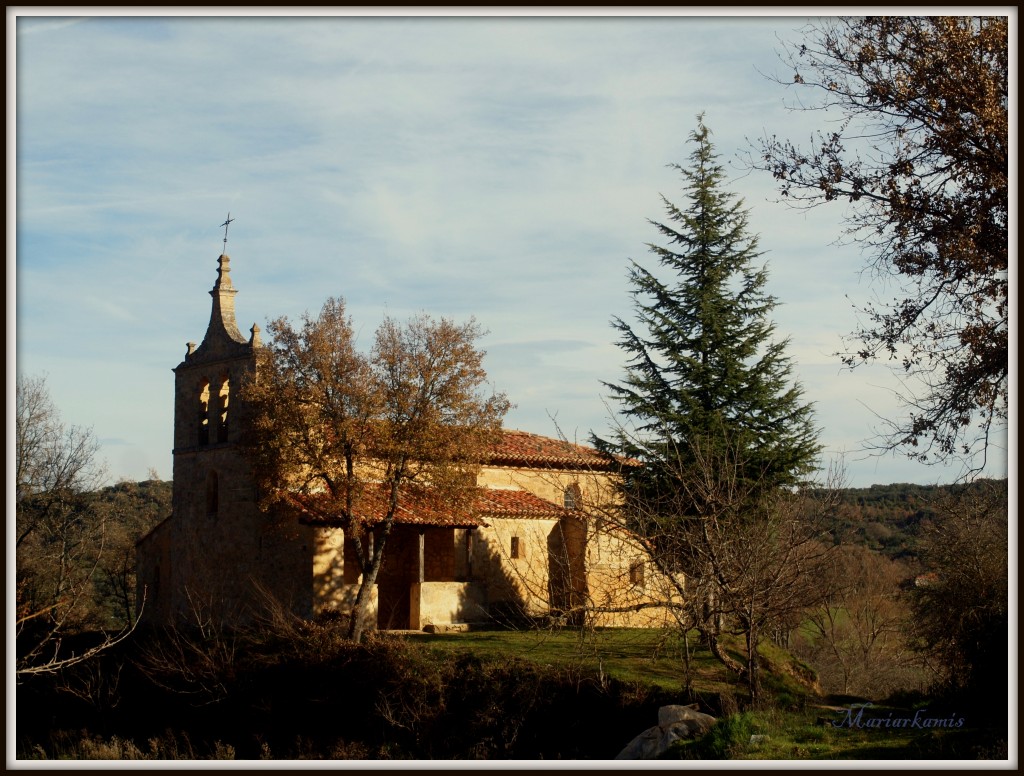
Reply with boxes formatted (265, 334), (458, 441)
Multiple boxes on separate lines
(13, 13), (1008, 488)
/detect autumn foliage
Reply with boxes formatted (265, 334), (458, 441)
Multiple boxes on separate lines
(755, 16), (1008, 469)
(239, 298), (510, 641)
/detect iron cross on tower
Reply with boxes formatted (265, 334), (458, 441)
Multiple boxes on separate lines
(220, 212), (235, 254)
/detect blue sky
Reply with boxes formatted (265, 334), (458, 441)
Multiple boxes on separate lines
(10, 10), (1013, 489)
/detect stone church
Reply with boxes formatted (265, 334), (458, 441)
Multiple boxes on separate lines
(135, 253), (679, 631)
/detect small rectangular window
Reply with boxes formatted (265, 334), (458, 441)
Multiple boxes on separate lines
(511, 536), (523, 559)
(629, 560), (645, 586)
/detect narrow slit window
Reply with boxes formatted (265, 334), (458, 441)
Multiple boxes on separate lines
(629, 559), (645, 586)
(510, 536), (523, 560)
(563, 483), (582, 510)
(206, 470), (219, 518)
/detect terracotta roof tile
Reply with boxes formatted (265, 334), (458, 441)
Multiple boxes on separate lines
(290, 484), (570, 527)
(285, 428), (627, 529)
(476, 488), (567, 519)
(290, 486), (486, 529)
(488, 430), (626, 469)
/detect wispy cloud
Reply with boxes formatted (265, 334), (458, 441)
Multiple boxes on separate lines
(13, 13), (1008, 488)
(16, 17), (89, 36)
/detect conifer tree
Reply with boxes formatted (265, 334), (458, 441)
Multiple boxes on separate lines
(594, 115), (828, 698)
(596, 114), (820, 511)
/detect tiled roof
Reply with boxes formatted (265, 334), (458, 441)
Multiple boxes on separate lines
(290, 484), (569, 528)
(487, 429), (627, 470)
(290, 486), (486, 529)
(284, 428), (628, 529)
(477, 488), (566, 519)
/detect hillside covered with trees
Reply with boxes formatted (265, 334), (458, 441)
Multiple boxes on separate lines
(814, 478), (1007, 564)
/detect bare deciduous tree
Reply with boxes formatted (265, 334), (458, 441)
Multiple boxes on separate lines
(911, 478), (1007, 699)
(752, 17), (1008, 471)
(91, 476), (172, 628)
(624, 436), (841, 702)
(799, 544), (919, 697)
(16, 374), (106, 547)
(15, 375), (138, 678)
(502, 429), (842, 702)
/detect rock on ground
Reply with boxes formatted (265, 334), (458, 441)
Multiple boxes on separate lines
(615, 703), (717, 760)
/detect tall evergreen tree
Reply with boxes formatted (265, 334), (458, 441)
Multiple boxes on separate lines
(596, 114), (821, 513)
(593, 116), (828, 699)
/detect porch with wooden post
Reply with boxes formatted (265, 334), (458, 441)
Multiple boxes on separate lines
(408, 526), (484, 631)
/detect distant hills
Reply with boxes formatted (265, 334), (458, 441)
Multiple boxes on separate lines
(103, 476), (1008, 570)
(811, 478), (1009, 564)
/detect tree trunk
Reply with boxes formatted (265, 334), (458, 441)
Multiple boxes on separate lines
(681, 627), (694, 694)
(347, 549), (382, 642)
(746, 624), (761, 703)
(704, 627), (746, 677)
(347, 517), (396, 643)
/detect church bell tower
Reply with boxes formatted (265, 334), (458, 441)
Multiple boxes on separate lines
(172, 253), (260, 455)
(138, 242), (316, 626)
(166, 252), (264, 617)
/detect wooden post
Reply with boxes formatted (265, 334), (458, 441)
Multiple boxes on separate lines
(418, 530), (425, 584)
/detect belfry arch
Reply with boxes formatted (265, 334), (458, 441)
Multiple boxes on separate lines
(214, 373), (230, 443)
(198, 379), (211, 445)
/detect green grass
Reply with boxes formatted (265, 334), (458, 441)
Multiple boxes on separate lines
(415, 627), (739, 696)
(409, 628), (1006, 760)
(665, 707), (904, 760)
(795, 608), (845, 648)
(667, 705), (1004, 760)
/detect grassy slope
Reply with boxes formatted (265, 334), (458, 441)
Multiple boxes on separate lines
(417, 627), (802, 699)
(412, 627), (1003, 760)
